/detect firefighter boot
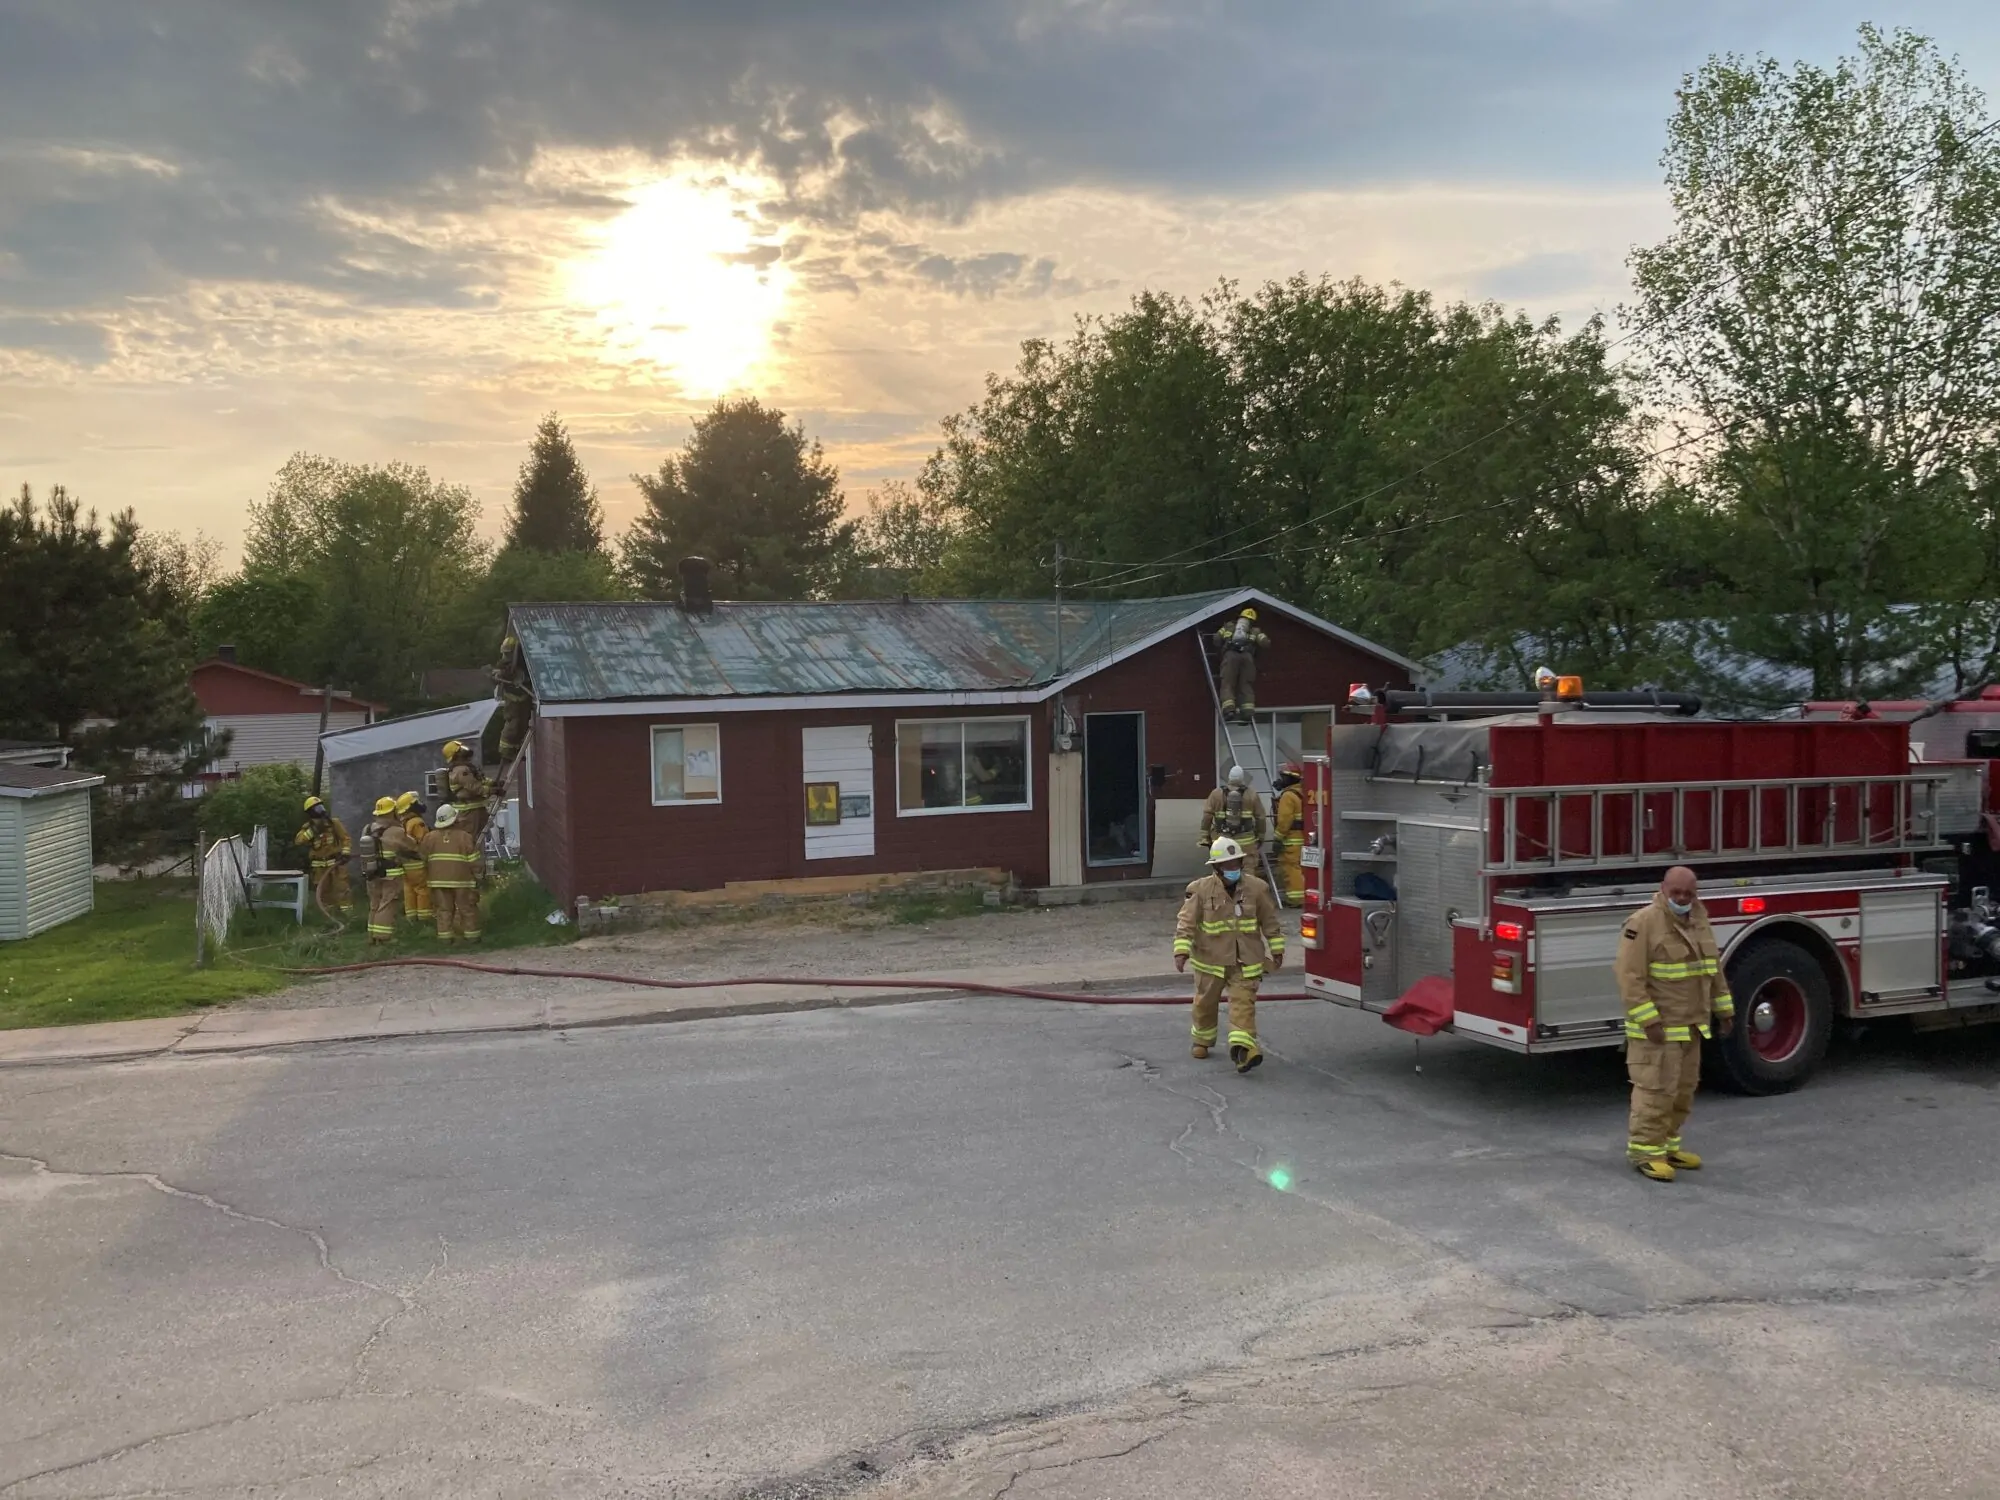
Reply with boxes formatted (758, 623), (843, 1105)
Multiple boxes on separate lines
(1635, 1158), (1676, 1182)
(1191, 1043), (1210, 1060)
(1665, 1142), (1703, 1170)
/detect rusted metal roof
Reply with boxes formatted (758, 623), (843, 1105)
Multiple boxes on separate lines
(512, 592), (1255, 704)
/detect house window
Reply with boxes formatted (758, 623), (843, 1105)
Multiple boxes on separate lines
(897, 718), (1031, 814)
(651, 724), (722, 806)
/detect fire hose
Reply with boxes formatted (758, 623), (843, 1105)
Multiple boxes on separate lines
(267, 954), (1315, 1005)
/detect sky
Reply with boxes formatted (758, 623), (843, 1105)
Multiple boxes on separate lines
(3, 1), (1998, 559)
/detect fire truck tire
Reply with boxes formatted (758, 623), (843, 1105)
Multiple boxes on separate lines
(1713, 939), (1833, 1095)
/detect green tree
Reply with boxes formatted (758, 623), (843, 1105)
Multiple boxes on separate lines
(445, 544), (629, 664)
(236, 454), (489, 704)
(503, 412), (604, 555)
(192, 571), (322, 681)
(200, 762), (311, 845)
(0, 485), (212, 862)
(623, 398), (855, 601)
(1629, 25), (2000, 700)
(834, 480), (962, 597)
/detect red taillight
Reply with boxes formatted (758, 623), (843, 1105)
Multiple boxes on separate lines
(1491, 950), (1520, 994)
(1300, 916), (1320, 950)
(1739, 897), (1767, 915)
(1494, 921), (1524, 942)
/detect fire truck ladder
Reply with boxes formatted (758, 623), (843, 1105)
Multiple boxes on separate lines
(1483, 773), (1953, 875)
(1195, 631), (1282, 893)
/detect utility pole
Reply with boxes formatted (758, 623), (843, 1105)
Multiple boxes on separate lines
(310, 682), (334, 797)
(1053, 541), (1064, 678)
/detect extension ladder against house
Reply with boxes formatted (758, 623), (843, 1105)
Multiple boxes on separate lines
(1195, 631), (1283, 893)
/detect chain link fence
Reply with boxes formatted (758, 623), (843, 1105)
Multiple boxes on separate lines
(196, 827), (269, 960)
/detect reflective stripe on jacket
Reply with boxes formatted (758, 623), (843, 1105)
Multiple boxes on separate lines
(1200, 786), (1266, 846)
(1174, 872), (1285, 979)
(421, 827), (482, 889)
(1273, 787), (1304, 848)
(1614, 892), (1736, 1040)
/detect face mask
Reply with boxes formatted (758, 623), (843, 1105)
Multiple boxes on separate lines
(1221, 868), (1242, 884)
(1667, 897), (1693, 918)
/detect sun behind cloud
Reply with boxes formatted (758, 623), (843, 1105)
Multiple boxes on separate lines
(567, 176), (791, 397)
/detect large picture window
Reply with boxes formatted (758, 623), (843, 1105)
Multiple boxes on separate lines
(897, 718), (1031, 814)
(651, 724), (722, 805)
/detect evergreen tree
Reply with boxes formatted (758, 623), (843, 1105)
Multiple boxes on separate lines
(504, 412), (604, 555)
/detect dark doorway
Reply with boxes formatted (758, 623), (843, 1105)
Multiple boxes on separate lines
(1085, 713), (1147, 867)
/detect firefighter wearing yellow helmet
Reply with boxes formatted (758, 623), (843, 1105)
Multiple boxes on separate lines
(1270, 764), (1307, 907)
(293, 795), (352, 912)
(1214, 606), (1270, 724)
(362, 796), (418, 944)
(395, 791), (432, 922)
(1173, 836), (1285, 1071)
(493, 629), (533, 770)
(442, 738), (494, 844)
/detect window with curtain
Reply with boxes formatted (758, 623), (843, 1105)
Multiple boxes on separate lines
(651, 724), (722, 805)
(896, 719), (1030, 813)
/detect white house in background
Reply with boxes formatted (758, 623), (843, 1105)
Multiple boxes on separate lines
(0, 740), (69, 769)
(191, 651), (381, 777)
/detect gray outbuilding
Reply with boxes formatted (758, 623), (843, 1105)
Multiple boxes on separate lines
(320, 699), (498, 854)
(0, 765), (107, 941)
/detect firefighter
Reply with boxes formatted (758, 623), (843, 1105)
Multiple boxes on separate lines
(1270, 763), (1305, 908)
(1174, 836), (1286, 1072)
(494, 632), (532, 771)
(395, 791), (432, 923)
(420, 803), (483, 942)
(1214, 607), (1270, 724)
(1616, 866), (1736, 1182)
(1199, 766), (1266, 849)
(442, 739), (494, 845)
(293, 796), (351, 912)
(361, 797), (415, 945)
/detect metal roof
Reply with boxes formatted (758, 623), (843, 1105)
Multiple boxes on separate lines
(512, 592), (1272, 704)
(0, 765), (105, 799)
(320, 700), (497, 766)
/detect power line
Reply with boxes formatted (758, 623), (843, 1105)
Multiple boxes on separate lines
(1069, 110), (2000, 592)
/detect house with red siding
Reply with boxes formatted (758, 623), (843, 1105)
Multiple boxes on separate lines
(510, 588), (1417, 904)
(191, 651), (381, 777)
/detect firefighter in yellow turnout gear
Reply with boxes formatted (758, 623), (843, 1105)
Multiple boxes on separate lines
(1270, 764), (1305, 907)
(443, 739), (495, 845)
(395, 792), (431, 922)
(1215, 607), (1269, 724)
(1200, 766), (1266, 849)
(294, 797), (351, 912)
(421, 803), (483, 942)
(361, 797), (417, 945)
(1175, 837), (1286, 1073)
(1616, 866), (1736, 1181)
(494, 633), (533, 769)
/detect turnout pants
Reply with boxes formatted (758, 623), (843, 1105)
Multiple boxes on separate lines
(312, 861), (350, 911)
(1191, 964), (1261, 1060)
(366, 876), (402, 943)
(499, 698), (531, 763)
(1275, 841), (1304, 906)
(1627, 1037), (1701, 1160)
(432, 885), (482, 942)
(1218, 651), (1256, 713)
(402, 863), (431, 921)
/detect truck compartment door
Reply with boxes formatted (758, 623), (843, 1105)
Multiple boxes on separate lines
(1529, 908), (1632, 1042)
(1322, 897), (1397, 1008)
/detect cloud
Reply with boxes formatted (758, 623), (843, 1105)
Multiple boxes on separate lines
(0, 314), (112, 365)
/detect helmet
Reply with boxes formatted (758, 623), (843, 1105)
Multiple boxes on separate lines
(1240, 607), (1258, 621)
(303, 796), (325, 814)
(373, 796), (398, 817)
(1227, 766), (1247, 786)
(502, 634), (518, 651)
(394, 791), (420, 816)
(442, 740), (467, 762)
(433, 804), (459, 829)
(1534, 666), (1557, 691)
(1275, 762), (1302, 787)
(1207, 836), (1247, 865)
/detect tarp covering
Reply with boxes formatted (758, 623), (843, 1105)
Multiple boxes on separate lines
(1382, 976), (1455, 1036)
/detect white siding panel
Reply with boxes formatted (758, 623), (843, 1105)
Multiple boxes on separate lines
(209, 713), (367, 773)
(0, 799), (24, 941)
(803, 726), (876, 861)
(20, 792), (93, 937)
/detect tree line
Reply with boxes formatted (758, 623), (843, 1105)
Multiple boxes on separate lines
(7, 24), (1999, 862)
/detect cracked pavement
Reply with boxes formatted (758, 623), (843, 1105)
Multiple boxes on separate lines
(3, 996), (1998, 1497)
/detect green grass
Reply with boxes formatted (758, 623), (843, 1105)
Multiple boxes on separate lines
(881, 887), (1007, 925)
(0, 880), (281, 1030)
(0, 867), (575, 1031)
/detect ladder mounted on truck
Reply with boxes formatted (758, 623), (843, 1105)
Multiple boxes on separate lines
(1196, 631), (1282, 892)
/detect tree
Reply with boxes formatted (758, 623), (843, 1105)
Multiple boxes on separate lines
(834, 481), (961, 597)
(1629, 25), (2000, 700)
(503, 412), (604, 555)
(622, 399), (855, 601)
(235, 454), (489, 704)
(444, 544), (629, 665)
(200, 762), (311, 845)
(0, 485), (211, 862)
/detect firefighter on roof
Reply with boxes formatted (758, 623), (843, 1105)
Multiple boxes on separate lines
(1270, 763), (1305, 907)
(1200, 766), (1266, 849)
(1175, 836), (1285, 1072)
(1215, 607), (1269, 724)
(1616, 866), (1736, 1182)
(494, 631), (532, 770)
(294, 796), (351, 912)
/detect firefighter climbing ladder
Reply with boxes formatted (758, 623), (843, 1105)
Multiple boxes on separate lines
(1196, 631), (1283, 893)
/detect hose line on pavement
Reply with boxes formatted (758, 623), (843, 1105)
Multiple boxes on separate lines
(268, 954), (1315, 1005)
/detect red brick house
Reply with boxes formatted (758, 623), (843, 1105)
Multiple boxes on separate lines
(510, 589), (1417, 903)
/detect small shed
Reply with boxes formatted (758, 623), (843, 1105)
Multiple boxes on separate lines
(320, 700), (499, 845)
(0, 765), (107, 941)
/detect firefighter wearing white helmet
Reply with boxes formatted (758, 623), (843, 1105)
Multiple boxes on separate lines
(1173, 835), (1286, 1071)
(1214, 606), (1270, 724)
(1199, 765), (1266, 849)
(419, 802), (484, 942)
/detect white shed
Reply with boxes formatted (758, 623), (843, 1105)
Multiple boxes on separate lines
(0, 765), (106, 941)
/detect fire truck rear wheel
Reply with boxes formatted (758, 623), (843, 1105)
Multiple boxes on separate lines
(1713, 939), (1833, 1095)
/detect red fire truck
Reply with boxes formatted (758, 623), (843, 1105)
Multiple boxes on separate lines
(1298, 683), (2000, 1093)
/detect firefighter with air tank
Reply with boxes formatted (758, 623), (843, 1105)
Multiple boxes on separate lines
(1200, 765), (1266, 850)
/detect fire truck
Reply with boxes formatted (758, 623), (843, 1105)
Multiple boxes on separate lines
(1297, 681), (2000, 1093)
